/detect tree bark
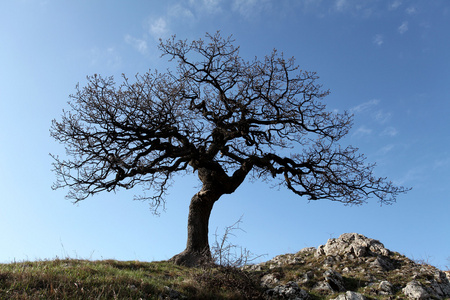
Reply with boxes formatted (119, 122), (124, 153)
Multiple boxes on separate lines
(169, 190), (219, 267)
(170, 163), (252, 267)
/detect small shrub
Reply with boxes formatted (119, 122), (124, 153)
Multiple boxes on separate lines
(211, 216), (265, 268)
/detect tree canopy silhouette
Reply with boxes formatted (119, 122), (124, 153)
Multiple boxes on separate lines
(51, 32), (409, 266)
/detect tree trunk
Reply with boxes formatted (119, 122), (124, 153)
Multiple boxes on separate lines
(169, 163), (252, 267)
(169, 190), (220, 267)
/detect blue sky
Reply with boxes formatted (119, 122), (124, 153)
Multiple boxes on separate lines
(0, 0), (449, 269)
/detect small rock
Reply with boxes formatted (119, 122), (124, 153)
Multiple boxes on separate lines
(433, 271), (450, 296)
(313, 281), (334, 294)
(269, 253), (305, 266)
(444, 271), (450, 281)
(316, 245), (325, 257)
(370, 256), (394, 271)
(323, 269), (345, 292)
(261, 273), (280, 288)
(297, 247), (317, 255)
(323, 256), (336, 267)
(402, 281), (429, 299)
(266, 281), (310, 299)
(242, 263), (263, 271)
(300, 271), (314, 284)
(333, 291), (366, 300)
(161, 286), (183, 299)
(378, 281), (393, 295)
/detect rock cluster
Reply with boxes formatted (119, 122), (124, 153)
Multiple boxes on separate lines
(316, 233), (390, 258)
(248, 233), (450, 300)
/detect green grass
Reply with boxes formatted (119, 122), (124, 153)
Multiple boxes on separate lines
(0, 259), (265, 299)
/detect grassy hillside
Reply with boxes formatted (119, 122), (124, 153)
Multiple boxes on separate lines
(0, 259), (263, 299)
(0, 243), (448, 299)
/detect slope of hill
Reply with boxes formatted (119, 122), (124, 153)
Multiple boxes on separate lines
(0, 233), (448, 299)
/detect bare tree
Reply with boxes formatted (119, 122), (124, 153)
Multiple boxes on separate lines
(50, 32), (409, 267)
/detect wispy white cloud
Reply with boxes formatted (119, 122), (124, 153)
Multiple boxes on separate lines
(334, 0), (348, 12)
(232, 0), (271, 19)
(395, 166), (424, 186)
(299, 0), (324, 13)
(372, 34), (384, 46)
(351, 99), (380, 114)
(378, 144), (395, 155)
(125, 0), (221, 55)
(352, 126), (373, 137)
(89, 47), (122, 69)
(375, 110), (392, 124)
(351, 101), (397, 137)
(330, 0), (374, 17)
(168, 3), (195, 21)
(398, 21), (408, 34)
(389, 0), (402, 10)
(148, 17), (169, 40)
(405, 6), (417, 15)
(326, 0), (379, 18)
(190, 0), (222, 14)
(433, 157), (450, 169)
(124, 35), (148, 54)
(381, 127), (399, 137)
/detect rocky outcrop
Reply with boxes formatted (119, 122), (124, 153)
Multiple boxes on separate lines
(251, 233), (450, 300)
(316, 233), (390, 258)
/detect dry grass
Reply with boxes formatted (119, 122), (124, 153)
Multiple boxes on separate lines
(0, 259), (265, 299)
(1, 251), (448, 299)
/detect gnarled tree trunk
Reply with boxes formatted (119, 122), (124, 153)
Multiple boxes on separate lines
(170, 164), (251, 267)
(169, 190), (220, 266)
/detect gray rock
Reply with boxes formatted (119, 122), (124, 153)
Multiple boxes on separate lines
(316, 245), (325, 257)
(323, 256), (336, 267)
(261, 273), (280, 288)
(128, 284), (137, 291)
(300, 271), (314, 284)
(266, 281), (310, 299)
(316, 233), (389, 258)
(313, 281), (334, 294)
(378, 280), (393, 295)
(332, 291), (366, 300)
(323, 269), (345, 292)
(445, 271), (450, 281)
(433, 271), (450, 297)
(296, 247), (317, 255)
(267, 253), (304, 268)
(242, 264), (262, 271)
(370, 256), (394, 271)
(402, 281), (430, 299)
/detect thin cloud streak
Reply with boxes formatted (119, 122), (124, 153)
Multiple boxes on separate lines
(389, 0), (402, 10)
(381, 127), (399, 137)
(351, 99), (380, 114)
(398, 21), (408, 34)
(375, 110), (392, 124)
(373, 34), (384, 46)
(352, 126), (373, 137)
(124, 35), (148, 54)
